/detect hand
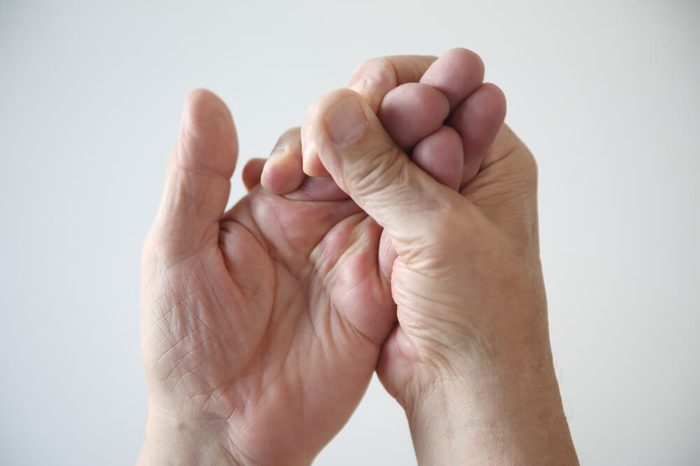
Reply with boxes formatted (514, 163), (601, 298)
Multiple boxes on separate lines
(140, 90), (400, 466)
(299, 55), (578, 464)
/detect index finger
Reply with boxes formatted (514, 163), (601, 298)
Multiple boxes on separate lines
(348, 55), (437, 112)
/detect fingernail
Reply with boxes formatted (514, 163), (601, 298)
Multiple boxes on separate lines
(301, 143), (316, 175)
(325, 97), (368, 146)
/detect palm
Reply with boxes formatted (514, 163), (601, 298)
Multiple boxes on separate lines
(143, 173), (393, 464)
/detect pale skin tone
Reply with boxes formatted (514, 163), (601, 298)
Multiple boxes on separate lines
(139, 49), (578, 465)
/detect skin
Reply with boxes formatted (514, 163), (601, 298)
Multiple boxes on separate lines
(297, 63), (579, 464)
(301, 49), (505, 188)
(139, 89), (397, 466)
(139, 49), (578, 465)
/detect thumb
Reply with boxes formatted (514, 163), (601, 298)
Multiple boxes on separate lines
(152, 89), (238, 258)
(302, 89), (462, 251)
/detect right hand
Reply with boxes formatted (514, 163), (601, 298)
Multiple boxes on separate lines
(299, 53), (578, 464)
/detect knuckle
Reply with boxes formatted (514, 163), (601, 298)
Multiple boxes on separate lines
(350, 58), (398, 109)
(347, 143), (406, 197)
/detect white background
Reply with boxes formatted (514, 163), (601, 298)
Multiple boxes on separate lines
(1, 1), (698, 464)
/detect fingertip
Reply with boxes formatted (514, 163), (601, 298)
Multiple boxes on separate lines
(242, 158), (266, 191)
(182, 88), (235, 136)
(177, 88), (238, 177)
(378, 83), (450, 150)
(301, 110), (331, 177)
(303, 88), (365, 176)
(184, 88), (230, 115)
(482, 82), (508, 124)
(260, 127), (307, 194)
(412, 126), (463, 190)
(261, 151), (307, 195)
(447, 82), (508, 184)
(155, 89), (239, 256)
(302, 149), (330, 177)
(443, 48), (485, 71)
(420, 48), (485, 109)
(259, 158), (277, 193)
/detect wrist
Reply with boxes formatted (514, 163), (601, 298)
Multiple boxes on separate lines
(137, 406), (245, 466)
(404, 346), (578, 466)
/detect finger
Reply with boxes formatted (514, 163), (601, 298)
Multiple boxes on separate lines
(303, 88), (464, 252)
(447, 83), (507, 184)
(154, 89), (237, 255)
(378, 83), (449, 150)
(411, 126), (464, 190)
(348, 55), (437, 112)
(260, 127), (349, 201)
(284, 176), (348, 202)
(419, 48), (485, 109)
(303, 54), (437, 177)
(377, 230), (397, 284)
(301, 139), (330, 177)
(261, 127), (306, 195)
(242, 157), (265, 191)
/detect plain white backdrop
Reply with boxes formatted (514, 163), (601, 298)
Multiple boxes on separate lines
(1, 1), (698, 464)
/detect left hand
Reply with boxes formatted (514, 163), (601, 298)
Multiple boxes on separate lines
(140, 90), (406, 466)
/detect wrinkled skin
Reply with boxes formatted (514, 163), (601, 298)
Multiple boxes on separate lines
(141, 90), (400, 466)
(140, 49), (511, 466)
